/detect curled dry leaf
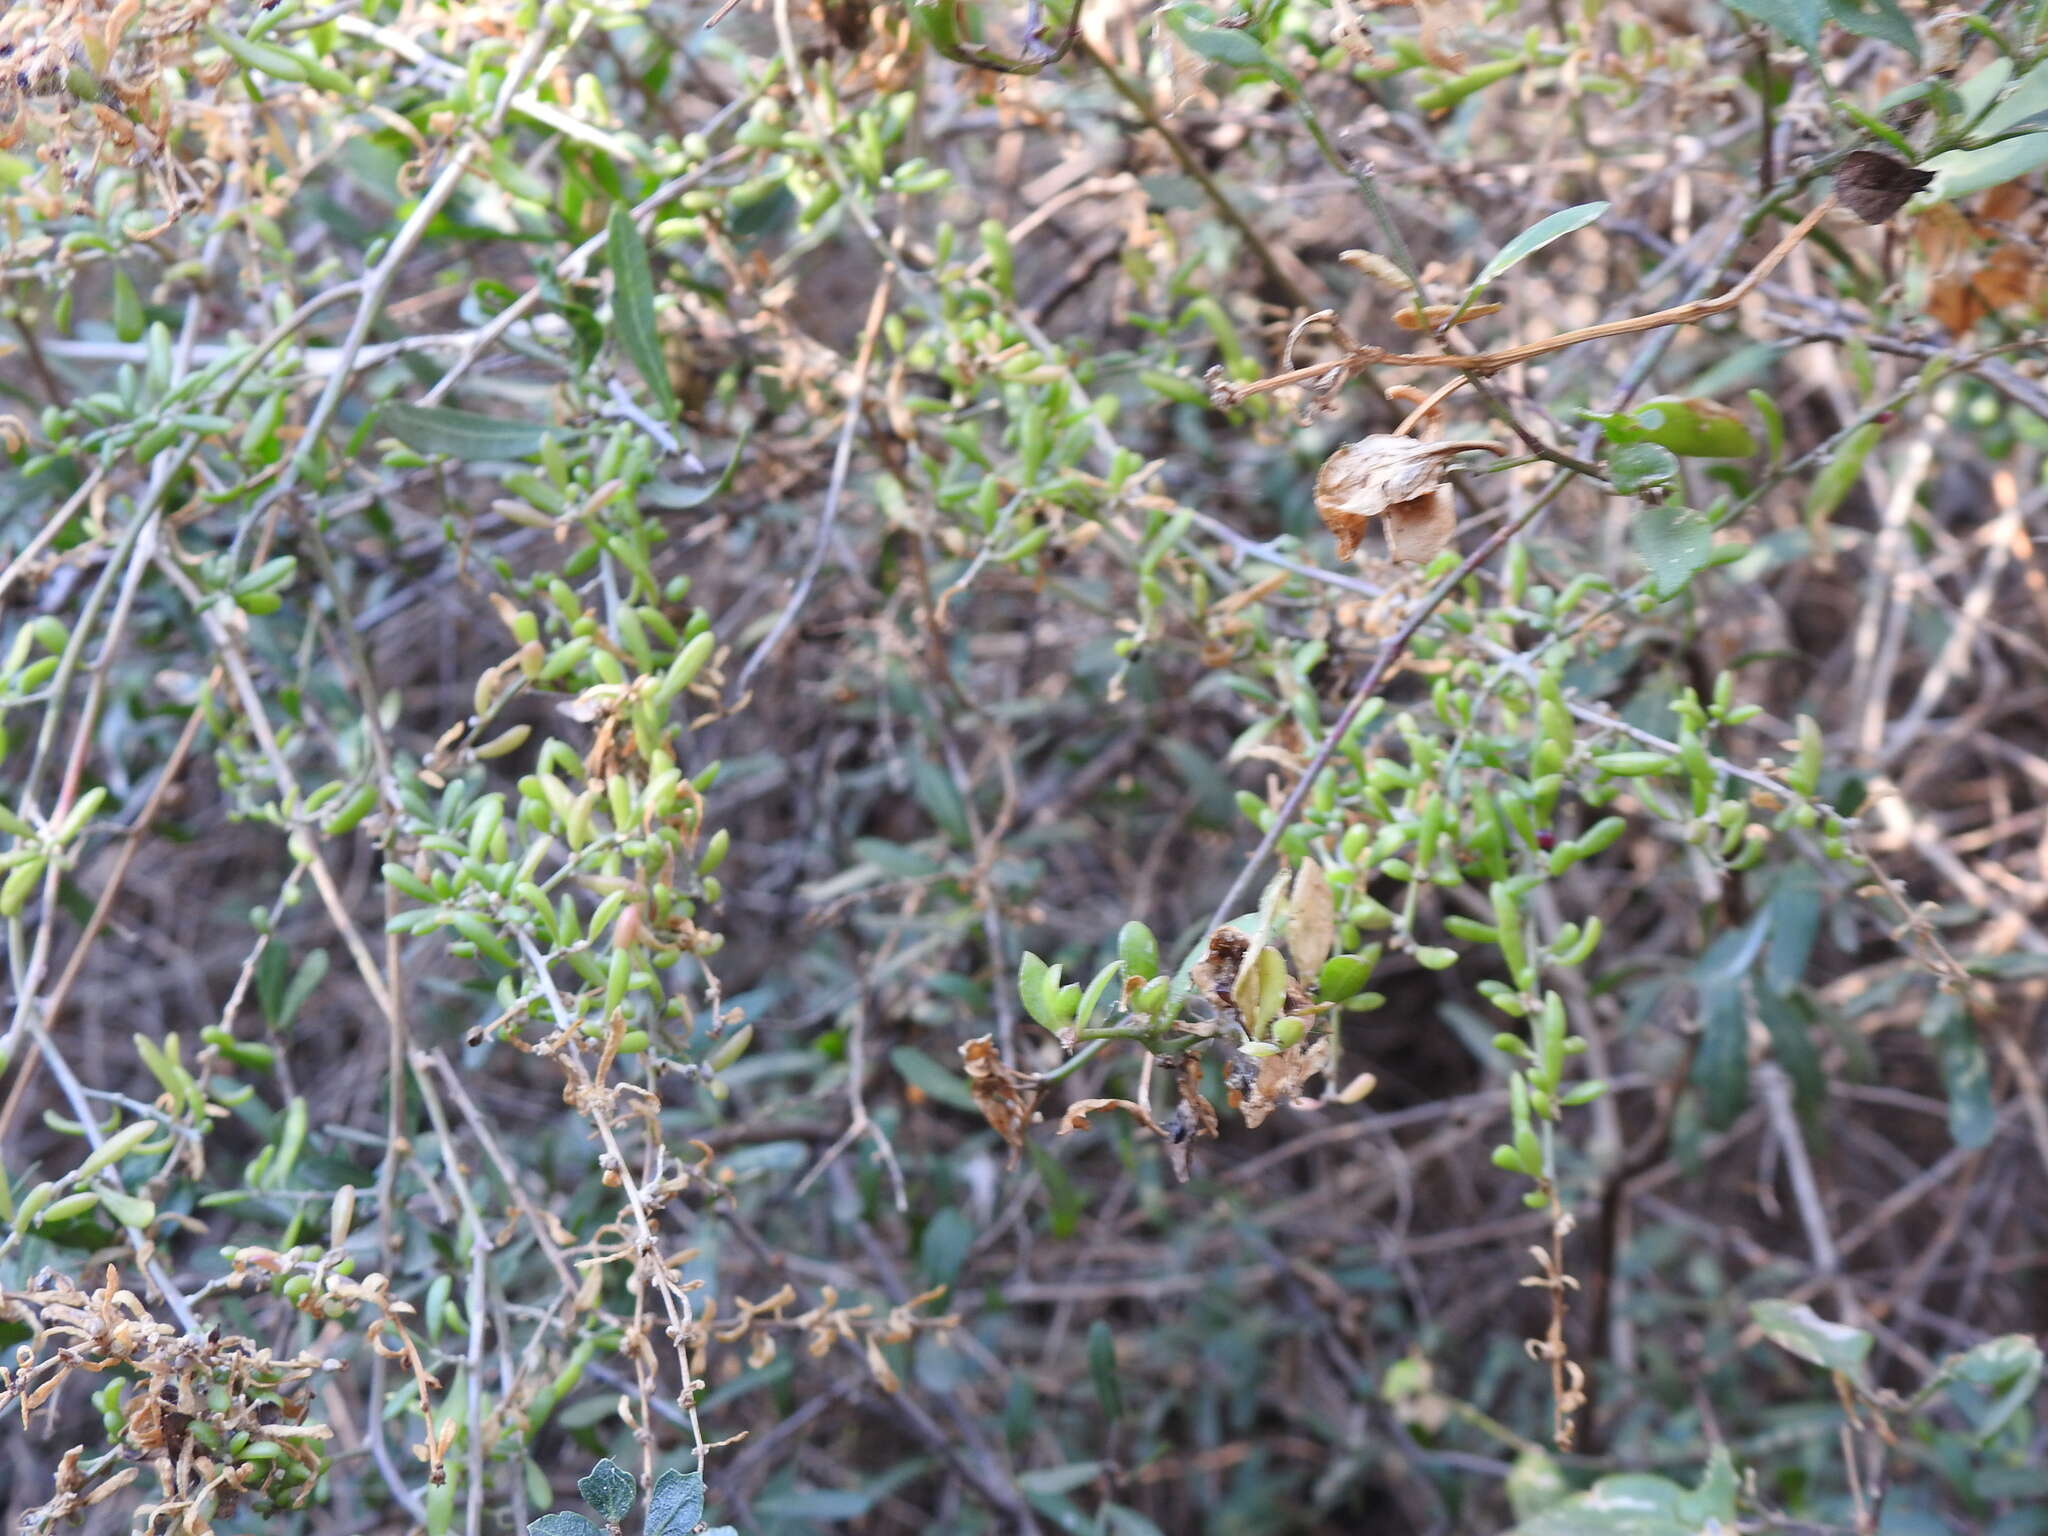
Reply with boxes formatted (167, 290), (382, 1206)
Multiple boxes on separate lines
(1415, 0), (1465, 69)
(1228, 1037), (1330, 1128)
(1339, 248), (1410, 291)
(1164, 1059), (1220, 1182)
(1192, 926), (1251, 1017)
(959, 1035), (1038, 1159)
(1059, 1097), (1162, 1135)
(1328, 0), (1377, 63)
(1392, 301), (1503, 331)
(1834, 150), (1934, 226)
(1315, 436), (1504, 565)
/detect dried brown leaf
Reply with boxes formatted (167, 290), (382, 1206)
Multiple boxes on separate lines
(959, 1035), (1038, 1157)
(1059, 1097), (1162, 1135)
(1191, 926), (1250, 1015)
(1416, 0), (1465, 69)
(1227, 1039), (1330, 1128)
(1163, 1060), (1220, 1182)
(1287, 860), (1336, 978)
(1384, 487), (1460, 566)
(1392, 301), (1503, 331)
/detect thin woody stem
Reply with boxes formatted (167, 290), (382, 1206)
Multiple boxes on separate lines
(1217, 197), (1837, 405)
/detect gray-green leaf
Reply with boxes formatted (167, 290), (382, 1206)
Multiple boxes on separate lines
(577, 1459), (635, 1524)
(1473, 202), (1609, 289)
(645, 1468), (705, 1536)
(381, 403), (549, 461)
(1633, 504), (1715, 598)
(528, 1515), (603, 1536)
(1751, 1298), (1873, 1376)
(607, 206), (676, 423)
(1609, 441), (1679, 495)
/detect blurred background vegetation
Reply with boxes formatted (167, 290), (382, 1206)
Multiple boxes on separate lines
(3, 0), (2048, 1532)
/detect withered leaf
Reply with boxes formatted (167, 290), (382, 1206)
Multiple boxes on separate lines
(1164, 1061), (1220, 1183)
(1835, 150), (1934, 226)
(1392, 301), (1503, 331)
(1059, 1097), (1162, 1135)
(959, 1035), (1039, 1160)
(1227, 1038), (1330, 1128)
(1287, 860), (1336, 979)
(1191, 927), (1250, 1014)
(1314, 436), (1501, 564)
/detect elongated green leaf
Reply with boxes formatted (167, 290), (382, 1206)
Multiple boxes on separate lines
(1165, 10), (1269, 70)
(1693, 973), (1750, 1128)
(1474, 202), (1609, 288)
(1761, 875), (1823, 996)
(1088, 1319), (1123, 1419)
(1804, 422), (1881, 530)
(1919, 132), (2048, 206)
(1753, 988), (1825, 1114)
(381, 404), (548, 461)
(1751, 1298), (1872, 1376)
(889, 1045), (979, 1113)
(606, 206), (676, 423)
(1928, 993), (1995, 1149)
(1975, 60), (2048, 138)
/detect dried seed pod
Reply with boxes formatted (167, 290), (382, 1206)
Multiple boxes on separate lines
(1314, 436), (1503, 564)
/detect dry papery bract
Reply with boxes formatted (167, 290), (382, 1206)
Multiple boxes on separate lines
(0, 1262), (411, 1533)
(1315, 434), (1506, 565)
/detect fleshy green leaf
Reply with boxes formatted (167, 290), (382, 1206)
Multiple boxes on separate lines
(381, 404), (549, 461)
(1585, 396), (1757, 457)
(1751, 1298), (1873, 1376)
(1473, 201), (1610, 289)
(607, 206), (676, 423)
